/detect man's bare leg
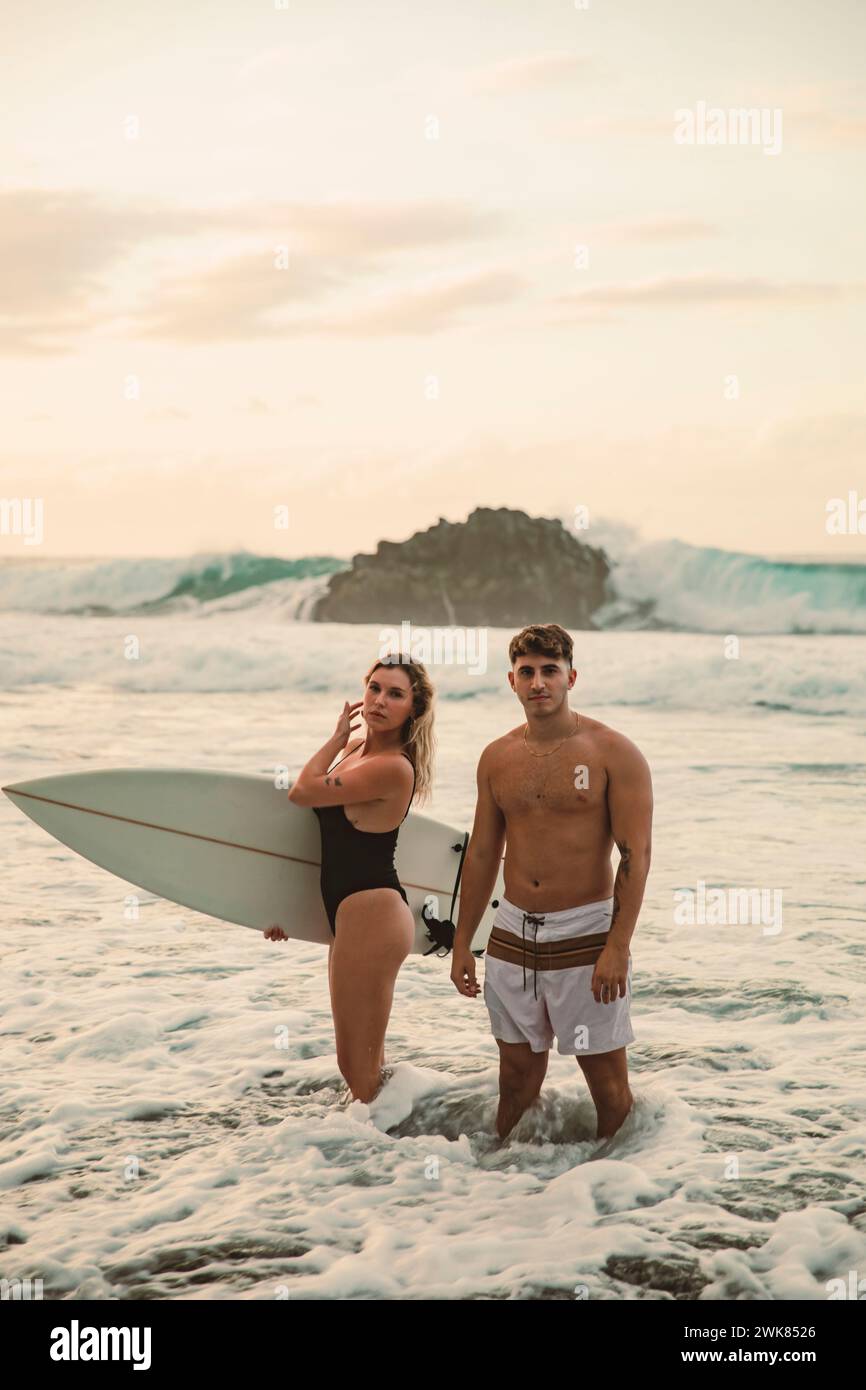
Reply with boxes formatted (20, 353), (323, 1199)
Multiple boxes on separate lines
(495, 1039), (549, 1139)
(577, 1047), (634, 1138)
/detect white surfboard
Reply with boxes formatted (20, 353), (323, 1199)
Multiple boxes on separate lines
(2, 769), (503, 954)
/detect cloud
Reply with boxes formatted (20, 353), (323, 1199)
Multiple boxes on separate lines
(133, 254), (524, 341)
(133, 248), (347, 342)
(255, 199), (504, 256)
(549, 114), (672, 140)
(0, 190), (506, 354)
(551, 272), (866, 316)
(145, 407), (191, 422)
(550, 101), (866, 151)
(273, 269), (525, 336)
(753, 411), (866, 477)
(0, 309), (96, 357)
(239, 394), (319, 414)
(0, 187), (220, 354)
(791, 109), (866, 149)
(589, 217), (718, 243)
(471, 52), (597, 94)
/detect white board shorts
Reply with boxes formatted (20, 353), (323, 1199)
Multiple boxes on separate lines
(482, 895), (635, 1057)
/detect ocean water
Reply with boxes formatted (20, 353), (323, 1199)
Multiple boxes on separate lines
(1, 550), (865, 1301)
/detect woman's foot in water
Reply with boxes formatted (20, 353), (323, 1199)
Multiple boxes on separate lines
(375, 1064), (395, 1097)
(336, 1065), (394, 1108)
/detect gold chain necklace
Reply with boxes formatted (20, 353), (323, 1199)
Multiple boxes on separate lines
(523, 709), (581, 757)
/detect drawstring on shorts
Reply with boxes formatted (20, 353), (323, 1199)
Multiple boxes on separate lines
(521, 912), (545, 998)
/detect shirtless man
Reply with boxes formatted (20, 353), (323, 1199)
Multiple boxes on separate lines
(450, 623), (653, 1141)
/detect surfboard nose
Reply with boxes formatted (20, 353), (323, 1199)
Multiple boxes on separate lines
(4, 778), (71, 802)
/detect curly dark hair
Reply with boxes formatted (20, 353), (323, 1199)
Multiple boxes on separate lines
(508, 623), (574, 669)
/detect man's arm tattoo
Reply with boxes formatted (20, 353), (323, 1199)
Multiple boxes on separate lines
(609, 842), (631, 931)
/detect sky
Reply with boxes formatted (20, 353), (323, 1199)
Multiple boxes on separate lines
(2, 0), (865, 559)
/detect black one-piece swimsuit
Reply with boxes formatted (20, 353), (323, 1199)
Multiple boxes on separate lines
(312, 744), (416, 935)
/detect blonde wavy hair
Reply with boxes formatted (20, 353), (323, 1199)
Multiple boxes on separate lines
(362, 653), (435, 808)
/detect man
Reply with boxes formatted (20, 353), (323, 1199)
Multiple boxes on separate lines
(450, 623), (652, 1141)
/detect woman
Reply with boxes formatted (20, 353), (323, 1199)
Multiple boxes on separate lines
(265, 653), (435, 1104)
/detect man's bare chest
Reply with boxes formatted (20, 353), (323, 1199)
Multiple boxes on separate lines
(491, 750), (608, 819)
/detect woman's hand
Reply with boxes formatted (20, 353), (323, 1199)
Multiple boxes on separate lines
(263, 925), (288, 942)
(333, 699), (363, 748)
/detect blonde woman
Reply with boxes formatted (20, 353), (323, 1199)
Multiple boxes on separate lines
(265, 654), (435, 1104)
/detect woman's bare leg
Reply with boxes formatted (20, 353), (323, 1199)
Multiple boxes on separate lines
(327, 939), (383, 1069)
(329, 889), (413, 1102)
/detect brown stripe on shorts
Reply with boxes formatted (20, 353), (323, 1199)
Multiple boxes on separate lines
(485, 925), (611, 970)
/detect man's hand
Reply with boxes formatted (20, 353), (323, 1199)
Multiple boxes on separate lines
(591, 943), (629, 1003)
(451, 945), (480, 997)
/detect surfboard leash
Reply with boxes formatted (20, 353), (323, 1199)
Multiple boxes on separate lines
(421, 832), (470, 956)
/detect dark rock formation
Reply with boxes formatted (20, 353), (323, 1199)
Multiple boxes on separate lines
(311, 506), (611, 628)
